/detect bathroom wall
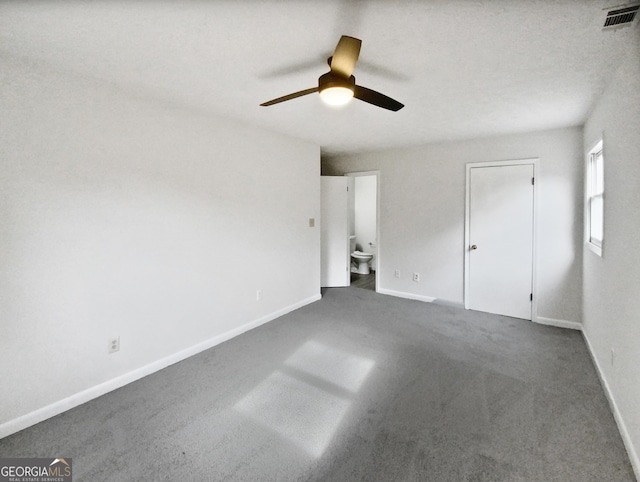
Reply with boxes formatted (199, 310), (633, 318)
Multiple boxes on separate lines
(582, 32), (640, 477)
(323, 126), (583, 325)
(347, 177), (356, 240)
(354, 176), (378, 270)
(0, 52), (321, 435)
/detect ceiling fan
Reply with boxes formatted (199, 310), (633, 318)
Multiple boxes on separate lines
(260, 35), (404, 111)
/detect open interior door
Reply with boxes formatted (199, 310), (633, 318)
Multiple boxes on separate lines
(321, 176), (350, 287)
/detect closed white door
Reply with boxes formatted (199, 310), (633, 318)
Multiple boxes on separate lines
(321, 176), (350, 287)
(466, 163), (534, 320)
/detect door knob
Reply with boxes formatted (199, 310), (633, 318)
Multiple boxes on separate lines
(470, 244), (477, 250)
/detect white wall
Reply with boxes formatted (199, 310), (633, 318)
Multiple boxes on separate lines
(354, 176), (378, 270)
(0, 53), (320, 435)
(582, 32), (640, 477)
(323, 127), (583, 323)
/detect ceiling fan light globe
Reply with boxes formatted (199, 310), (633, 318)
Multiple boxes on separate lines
(320, 86), (354, 106)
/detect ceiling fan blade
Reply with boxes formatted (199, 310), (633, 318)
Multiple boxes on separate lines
(330, 35), (362, 78)
(354, 85), (404, 111)
(260, 87), (319, 106)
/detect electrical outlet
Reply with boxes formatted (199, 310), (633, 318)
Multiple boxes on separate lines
(109, 336), (120, 354)
(395, 269), (401, 278)
(413, 272), (420, 282)
(257, 289), (263, 301)
(308, 218), (315, 227)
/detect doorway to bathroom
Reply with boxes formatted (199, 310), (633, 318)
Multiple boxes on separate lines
(345, 171), (380, 292)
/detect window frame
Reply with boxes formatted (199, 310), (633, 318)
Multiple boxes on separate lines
(585, 139), (604, 257)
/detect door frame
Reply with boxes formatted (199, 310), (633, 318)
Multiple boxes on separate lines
(464, 158), (539, 320)
(345, 171), (381, 293)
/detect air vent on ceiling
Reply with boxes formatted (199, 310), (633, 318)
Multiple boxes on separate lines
(602, 3), (640, 30)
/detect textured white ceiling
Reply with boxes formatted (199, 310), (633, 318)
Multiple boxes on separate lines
(1, 0), (637, 156)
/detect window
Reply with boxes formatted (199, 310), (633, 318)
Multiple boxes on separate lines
(586, 140), (604, 256)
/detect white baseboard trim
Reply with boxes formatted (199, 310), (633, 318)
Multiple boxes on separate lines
(534, 316), (582, 331)
(0, 293), (321, 440)
(378, 288), (436, 303)
(583, 330), (640, 481)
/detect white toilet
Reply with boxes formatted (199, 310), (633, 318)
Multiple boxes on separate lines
(351, 251), (374, 274)
(350, 237), (374, 274)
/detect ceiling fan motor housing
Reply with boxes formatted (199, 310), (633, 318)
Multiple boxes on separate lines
(318, 72), (356, 94)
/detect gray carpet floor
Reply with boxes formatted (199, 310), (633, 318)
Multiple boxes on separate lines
(1, 287), (635, 481)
